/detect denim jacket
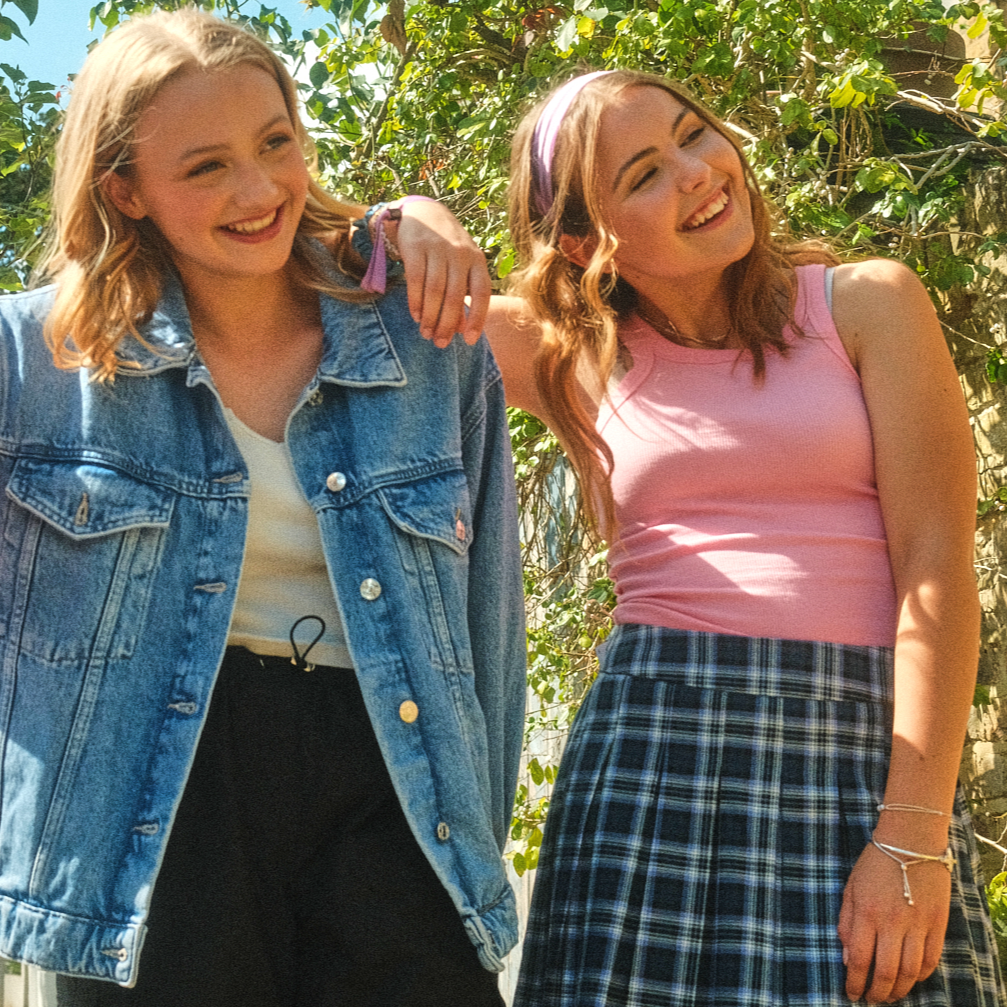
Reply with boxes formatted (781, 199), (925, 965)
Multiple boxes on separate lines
(0, 267), (525, 984)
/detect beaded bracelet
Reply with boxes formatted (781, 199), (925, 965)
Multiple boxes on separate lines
(871, 836), (956, 905)
(877, 803), (951, 817)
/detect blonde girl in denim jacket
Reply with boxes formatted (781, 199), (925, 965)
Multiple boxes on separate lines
(0, 9), (525, 1006)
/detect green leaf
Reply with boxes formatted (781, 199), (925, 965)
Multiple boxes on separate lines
(555, 15), (578, 52)
(496, 245), (515, 279)
(0, 15), (24, 41)
(9, 0), (36, 25)
(829, 79), (856, 108)
(778, 95), (809, 127)
(309, 61), (330, 89)
(967, 10), (988, 39)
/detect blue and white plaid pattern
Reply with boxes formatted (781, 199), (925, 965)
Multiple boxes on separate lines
(513, 624), (1004, 1007)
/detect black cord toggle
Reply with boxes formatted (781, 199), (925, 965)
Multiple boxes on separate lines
(289, 615), (326, 672)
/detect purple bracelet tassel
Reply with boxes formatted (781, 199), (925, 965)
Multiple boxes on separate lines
(360, 195), (439, 294)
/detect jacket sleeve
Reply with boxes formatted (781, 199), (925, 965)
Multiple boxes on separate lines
(458, 344), (527, 850)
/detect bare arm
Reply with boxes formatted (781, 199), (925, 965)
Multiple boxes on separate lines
(832, 258), (979, 1004)
(482, 296), (548, 417)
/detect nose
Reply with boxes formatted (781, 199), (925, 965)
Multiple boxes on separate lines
(671, 148), (712, 194)
(234, 159), (280, 209)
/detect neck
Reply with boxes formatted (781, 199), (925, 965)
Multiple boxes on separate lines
(634, 275), (737, 349)
(181, 265), (308, 352)
(178, 263), (325, 442)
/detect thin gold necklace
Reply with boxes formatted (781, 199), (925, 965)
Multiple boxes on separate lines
(636, 304), (731, 349)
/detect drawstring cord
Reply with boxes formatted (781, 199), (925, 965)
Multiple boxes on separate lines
(289, 615), (326, 672)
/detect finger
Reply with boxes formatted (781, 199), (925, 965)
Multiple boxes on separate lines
(844, 942), (876, 1001)
(463, 260), (491, 344)
(919, 922), (946, 983)
(884, 932), (924, 1003)
(837, 906), (878, 1007)
(401, 245), (428, 335)
(430, 258), (470, 346)
(417, 255), (449, 342)
(864, 932), (904, 1004)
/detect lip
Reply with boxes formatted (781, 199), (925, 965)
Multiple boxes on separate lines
(219, 204), (285, 244)
(680, 186), (732, 232)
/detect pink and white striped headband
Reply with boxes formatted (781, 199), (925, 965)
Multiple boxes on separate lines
(530, 70), (613, 217)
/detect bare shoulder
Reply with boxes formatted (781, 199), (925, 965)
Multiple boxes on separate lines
(832, 257), (925, 305)
(830, 258), (936, 372)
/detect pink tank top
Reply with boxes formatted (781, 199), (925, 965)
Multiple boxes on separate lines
(597, 263), (897, 647)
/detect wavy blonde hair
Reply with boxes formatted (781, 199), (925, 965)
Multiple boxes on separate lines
(35, 7), (370, 380)
(507, 69), (838, 534)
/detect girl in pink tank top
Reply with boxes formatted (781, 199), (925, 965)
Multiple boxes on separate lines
(475, 70), (999, 1007)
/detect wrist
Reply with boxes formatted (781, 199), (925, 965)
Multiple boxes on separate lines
(378, 196), (438, 260)
(873, 810), (950, 853)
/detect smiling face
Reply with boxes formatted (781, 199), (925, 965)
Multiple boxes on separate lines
(105, 63), (309, 289)
(589, 85), (755, 302)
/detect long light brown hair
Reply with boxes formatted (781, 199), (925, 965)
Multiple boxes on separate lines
(507, 69), (838, 534)
(35, 7), (371, 381)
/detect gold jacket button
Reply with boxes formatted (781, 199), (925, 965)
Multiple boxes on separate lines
(399, 700), (419, 723)
(436, 821), (451, 841)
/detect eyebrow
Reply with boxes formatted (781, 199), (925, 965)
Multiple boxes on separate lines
(179, 114), (290, 161)
(612, 104), (690, 192)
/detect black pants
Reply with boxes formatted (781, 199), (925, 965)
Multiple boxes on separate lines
(57, 648), (504, 1007)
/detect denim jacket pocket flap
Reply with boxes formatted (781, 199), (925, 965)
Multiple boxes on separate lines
(7, 458), (176, 539)
(377, 471), (472, 556)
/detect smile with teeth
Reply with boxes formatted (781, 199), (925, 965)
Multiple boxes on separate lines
(223, 208), (278, 234)
(682, 190), (729, 230)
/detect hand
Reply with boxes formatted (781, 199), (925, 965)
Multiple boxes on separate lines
(837, 841), (950, 1003)
(392, 199), (491, 347)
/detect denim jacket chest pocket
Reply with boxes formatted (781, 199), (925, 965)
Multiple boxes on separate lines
(372, 469), (476, 674)
(2, 458), (175, 663)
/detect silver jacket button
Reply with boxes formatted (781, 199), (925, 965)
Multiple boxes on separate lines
(360, 578), (382, 601)
(326, 471), (347, 493)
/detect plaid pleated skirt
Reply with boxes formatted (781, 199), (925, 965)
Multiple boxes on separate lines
(513, 624), (1004, 1007)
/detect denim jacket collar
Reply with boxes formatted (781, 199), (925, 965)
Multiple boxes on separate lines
(116, 272), (407, 389)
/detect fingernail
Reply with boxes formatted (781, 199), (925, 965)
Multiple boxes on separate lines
(842, 949), (848, 965)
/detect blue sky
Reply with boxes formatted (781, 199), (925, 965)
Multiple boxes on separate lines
(4, 0), (332, 87)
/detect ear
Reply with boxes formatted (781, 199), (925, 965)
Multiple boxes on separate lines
(558, 233), (594, 269)
(102, 170), (147, 221)
(558, 232), (612, 273)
